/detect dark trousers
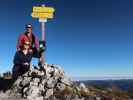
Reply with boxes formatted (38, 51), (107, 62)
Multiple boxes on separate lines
(12, 64), (30, 80)
(32, 48), (40, 58)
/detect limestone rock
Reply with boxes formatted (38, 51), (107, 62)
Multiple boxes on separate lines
(11, 64), (91, 100)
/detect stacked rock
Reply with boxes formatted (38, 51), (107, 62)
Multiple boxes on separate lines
(12, 64), (73, 100)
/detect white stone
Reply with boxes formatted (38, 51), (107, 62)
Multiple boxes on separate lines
(61, 77), (72, 86)
(44, 89), (53, 99)
(79, 83), (88, 93)
(46, 78), (57, 88)
(26, 86), (40, 98)
(56, 83), (66, 91)
(21, 77), (31, 87)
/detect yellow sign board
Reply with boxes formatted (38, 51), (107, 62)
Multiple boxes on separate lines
(33, 6), (55, 13)
(31, 6), (55, 19)
(31, 12), (53, 18)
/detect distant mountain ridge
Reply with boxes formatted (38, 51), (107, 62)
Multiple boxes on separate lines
(72, 76), (133, 81)
(76, 79), (133, 92)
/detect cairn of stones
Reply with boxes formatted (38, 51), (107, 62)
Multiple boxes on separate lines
(11, 64), (92, 100)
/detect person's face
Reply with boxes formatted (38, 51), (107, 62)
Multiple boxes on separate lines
(23, 42), (30, 50)
(26, 27), (32, 33)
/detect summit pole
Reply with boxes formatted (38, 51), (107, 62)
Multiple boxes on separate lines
(40, 20), (45, 65)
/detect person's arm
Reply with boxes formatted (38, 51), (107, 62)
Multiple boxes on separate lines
(17, 34), (24, 50)
(13, 52), (21, 65)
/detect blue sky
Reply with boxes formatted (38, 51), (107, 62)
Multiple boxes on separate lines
(0, 0), (133, 78)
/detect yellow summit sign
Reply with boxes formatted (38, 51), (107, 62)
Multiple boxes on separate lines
(33, 6), (55, 13)
(32, 12), (53, 18)
(31, 6), (55, 19)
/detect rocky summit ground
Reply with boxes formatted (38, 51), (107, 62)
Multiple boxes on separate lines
(0, 64), (133, 100)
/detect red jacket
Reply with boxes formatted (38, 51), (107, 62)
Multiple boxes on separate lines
(17, 33), (39, 50)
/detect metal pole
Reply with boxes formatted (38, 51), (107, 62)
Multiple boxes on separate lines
(40, 4), (46, 65)
(40, 22), (45, 65)
(42, 22), (45, 40)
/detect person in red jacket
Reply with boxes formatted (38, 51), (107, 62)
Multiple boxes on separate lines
(17, 24), (39, 55)
(16, 24), (45, 67)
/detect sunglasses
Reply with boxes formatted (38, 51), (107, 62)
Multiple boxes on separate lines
(27, 27), (32, 28)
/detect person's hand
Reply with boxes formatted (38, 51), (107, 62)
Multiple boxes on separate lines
(23, 62), (29, 66)
(37, 48), (40, 51)
(29, 49), (33, 53)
